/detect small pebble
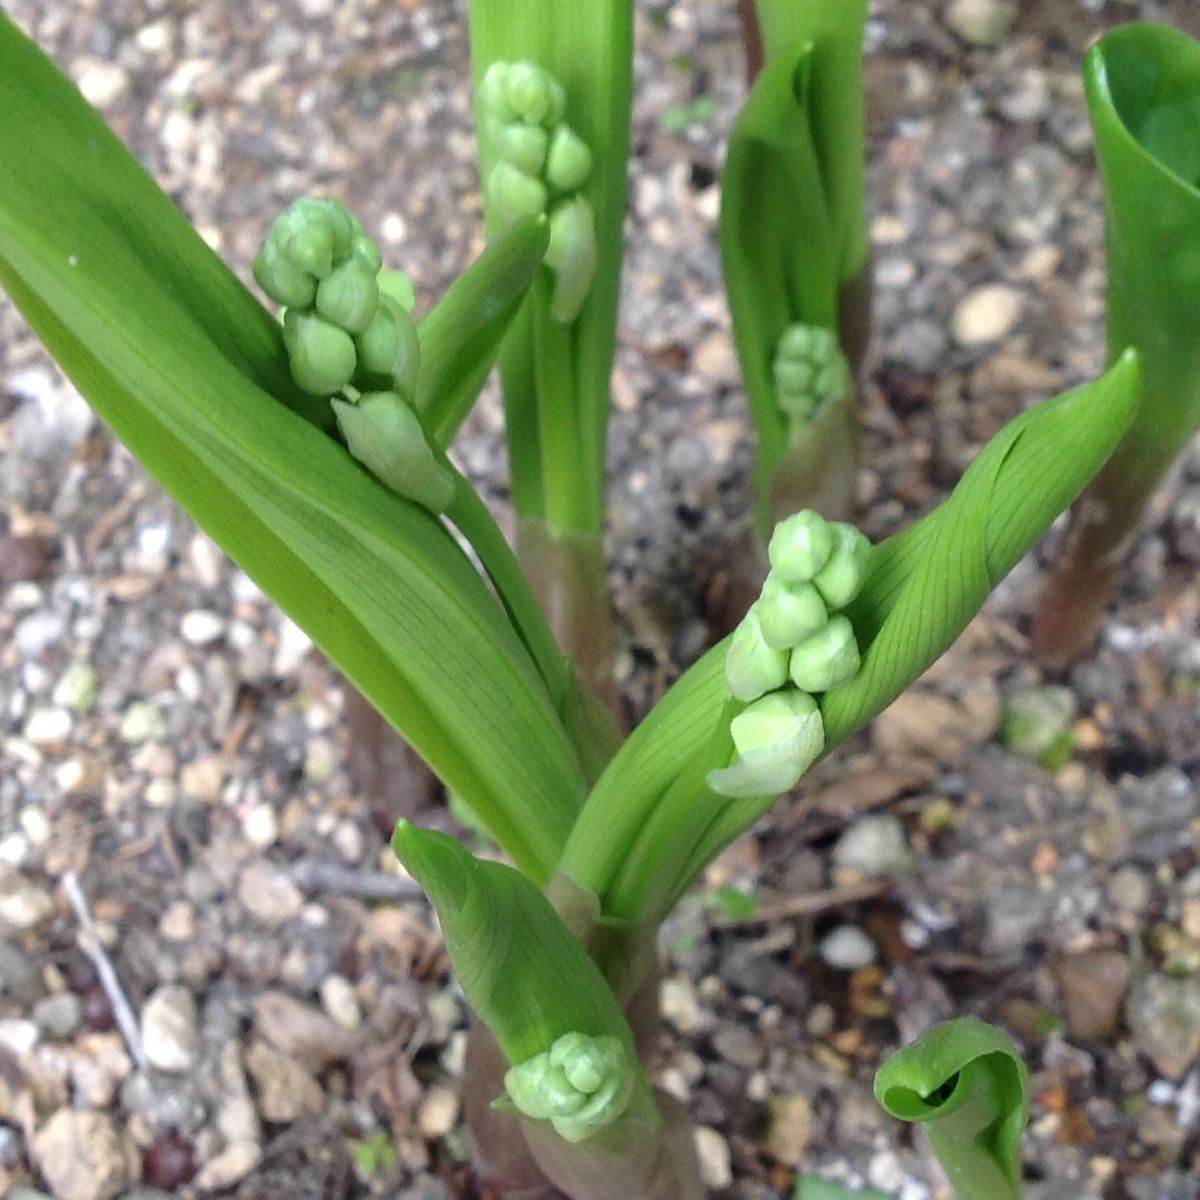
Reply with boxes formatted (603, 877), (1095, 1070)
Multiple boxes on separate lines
(141, 985), (200, 1072)
(694, 1126), (732, 1190)
(320, 975), (362, 1030)
(23, 706), (72, 746)
(820, 926), (877, 971)
(120, 702), (167, 743)
(953, 284), (1023, 345)
(180, 610), (226, 646)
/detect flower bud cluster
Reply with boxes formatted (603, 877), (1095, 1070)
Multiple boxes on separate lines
(773, 323), (849, 438)
(479, 61), (597, 323)
(710, 510), (871, 799)
(255, 197), (421, 400)
(504, 1032), (635, 1144)
(255, 197), (452, 512)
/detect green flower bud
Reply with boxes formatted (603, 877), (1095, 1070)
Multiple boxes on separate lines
(768, 510), (835, 584)
(544, 197), (597, 324)
(253, 236), (317, 308)
(545, 124), (593, 191)
(282, 309), (357, 395)
(277, 206), (336, 278)
(486, 160), (549, 232)
(504, 61), (565, 126)
(377, 269), (416, 314)
(315, 256), (380, 334)
(725, 609), (789, 702)
(504, 1033), (634, 1144)
(708, 689), (824, 799)
(788, 614), (861, 693)
(332, 392), (455, 513)
(497, 123), (551, 175)
(773, 323), (847, 428)
(353, 295), (420, 398)
(774, 358), (815, 397)
(813, 522), (872, 609)
(480, 62), (517, 123)
(351, 232), (383, 276)
(755, 574), (828, 650)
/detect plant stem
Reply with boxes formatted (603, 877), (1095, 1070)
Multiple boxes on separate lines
(517, 516), (617, 713)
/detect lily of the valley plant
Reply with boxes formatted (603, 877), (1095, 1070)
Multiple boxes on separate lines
(5, 2), (1195, 1197)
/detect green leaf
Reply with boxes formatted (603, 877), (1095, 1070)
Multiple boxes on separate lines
(794, 1180), (893, 1200)
(822, 352), (1140, 746)
(393, 822), (637, 1065)
(1069, 24), (1200, 526)
(558, 644), (727, 901)
(874, 1019), (1030, 1200)
(721, 46), (838, 472)
(416, 217), (550, 448)
(0, 14), (585, 882)
(751, 0), (870, 285)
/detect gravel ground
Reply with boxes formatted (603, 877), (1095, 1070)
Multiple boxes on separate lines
(3, 1), (1200, 1198)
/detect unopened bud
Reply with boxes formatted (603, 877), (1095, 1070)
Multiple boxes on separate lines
(315, 256), (380, 334)
(725, 609), (789, 703)
(708, 689), (824, 799)
(497, 123), (550, 175)
(253, 237), (317, 309)
(332, 392), (455, 513)
(486, 160), (550, 232)
(768, 510), (835, 584)
(545, 124), (593, 192)
(377, 269), (417, 314)
(282, 309), (357, 395)
(755, 574), (828, 650)
(789, 614), (861, 693)
(813, 523), (872, 609)
(504, 1032), (634, 1144)
(545, 197), (597, 324)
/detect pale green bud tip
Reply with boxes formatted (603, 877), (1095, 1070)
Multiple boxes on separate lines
(315, 257), (379, 334)
(486, 161), (549, 232)
(774, 324), (847, 426)
(502, 61), (565, 126)
(768, 510), (835, 584)
(497, 123), (550, 176)
(755, 574), (828, 651)
(282, 309), (357, 395)
(377, 269), (417, 314)
(253, 238), (317, 309)
(789, 614), (861, 693)
(545, 125), (593, 191)
(709, 689), (824, 800)
(353, 296), (420, 397)
(725, 610), (789, 703)
(545, 197), (597, 324)
(504, 1033), (634, 1144)
(332, 393), (455, 513)
(813, 523), (872, 609)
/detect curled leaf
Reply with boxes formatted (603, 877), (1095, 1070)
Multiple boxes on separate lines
(874, 1019), (1029, 1200)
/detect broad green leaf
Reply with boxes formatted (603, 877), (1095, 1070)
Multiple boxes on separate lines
(558, 644), (726, 901)
(470, 0), (633, 533)
(0, 14), (585, 881)
(394, 822), (636, 1062)
(822, 352), (1140, 745)
(875, 1020), (1030, 1200)
(416, 218), (550, 448)
(1048, 25), (1200, 562)
(752, 0), (870, 285)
